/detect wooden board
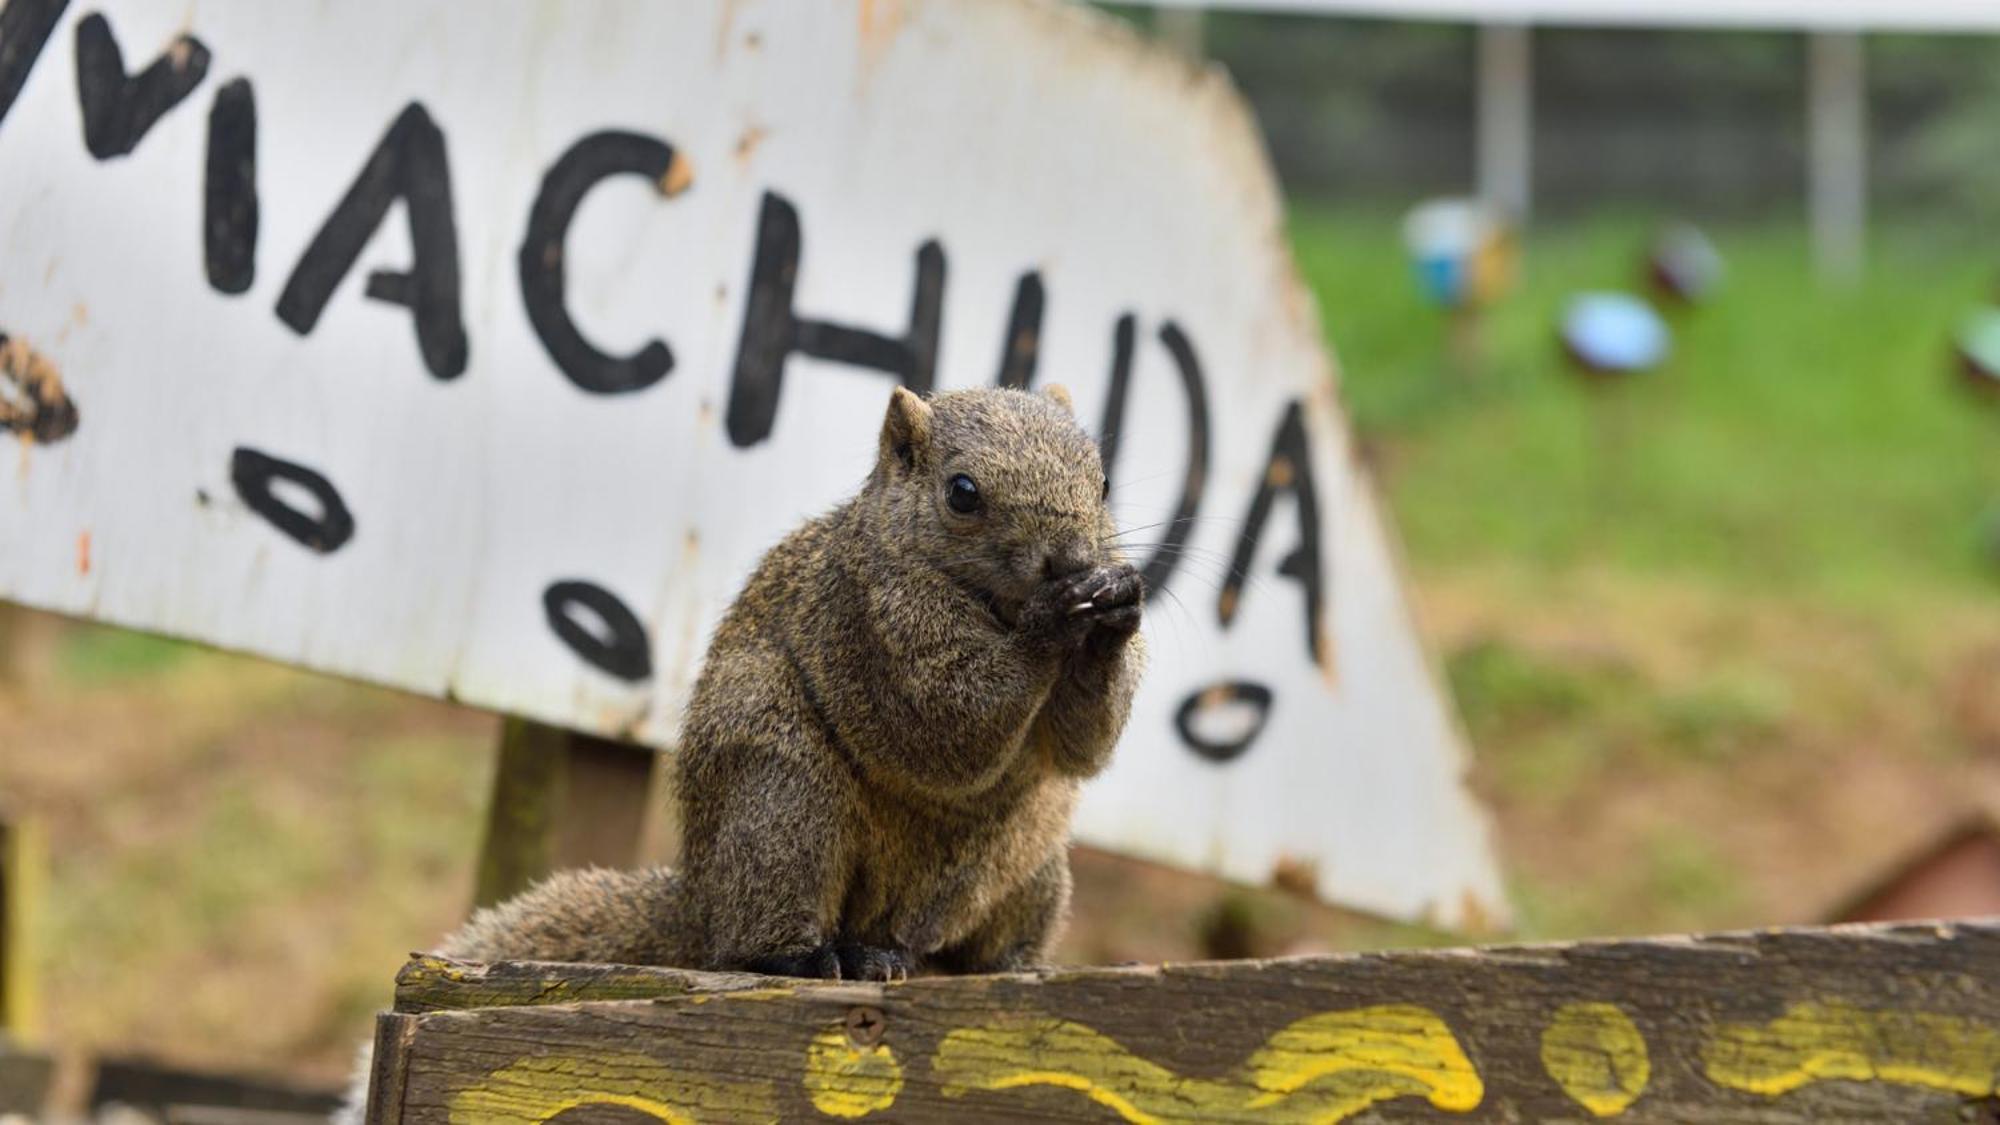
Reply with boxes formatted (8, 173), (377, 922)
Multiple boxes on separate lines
(370, 918), (2000, 1123)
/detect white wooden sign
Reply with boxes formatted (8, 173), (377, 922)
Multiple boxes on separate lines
(0, 0), (1504, 927)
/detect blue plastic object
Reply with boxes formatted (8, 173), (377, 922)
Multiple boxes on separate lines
(1955, 306), (2000, 397)
(1561, 293), (1670, 375)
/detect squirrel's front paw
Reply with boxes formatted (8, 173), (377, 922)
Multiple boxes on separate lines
(1075, 563), (1143, 643)
(1022, 563), (1143, 647)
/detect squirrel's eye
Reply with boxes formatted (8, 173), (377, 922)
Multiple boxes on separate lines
(946, 473), (981, 514)
(1101, 477), (1110, 501)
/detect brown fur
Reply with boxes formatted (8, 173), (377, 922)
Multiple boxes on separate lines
(436, 385), (1145, 980)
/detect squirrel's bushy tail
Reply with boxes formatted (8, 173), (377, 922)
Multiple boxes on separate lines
(437, 864), (690, 965)
(331, 865), (691, 1123)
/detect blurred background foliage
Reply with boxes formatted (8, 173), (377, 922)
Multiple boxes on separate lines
(1111, 7), (2000, 227)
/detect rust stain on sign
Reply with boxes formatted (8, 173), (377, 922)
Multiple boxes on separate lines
(856, 0), (908, 84)
(1315, 620), (1338, 689)
(659, 151), (695, 198)
(733, 124), (767, 166)
(1267, 454), (1295, 489)
(76, 530), (91, 576)
(714, 0), (742, 60)
(0, 334), (80, 444)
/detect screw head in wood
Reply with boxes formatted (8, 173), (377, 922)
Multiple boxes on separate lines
(845, 1005), (886, 1047)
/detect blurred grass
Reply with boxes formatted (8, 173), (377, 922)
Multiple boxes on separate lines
(56, 625), (192, 685)
(1292, 207), (2000, 603)
(1, 628), (497, 1082)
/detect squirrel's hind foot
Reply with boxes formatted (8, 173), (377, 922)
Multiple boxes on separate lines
(835, 942), (913, 982)
(744, 941), (912, 982)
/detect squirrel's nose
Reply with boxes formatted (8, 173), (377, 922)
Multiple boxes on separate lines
(1042, 541), (1094, 580)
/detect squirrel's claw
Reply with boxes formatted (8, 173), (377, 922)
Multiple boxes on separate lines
(745, 941), (911, 982)
(1029, 563), (1143, 641)
(835, 942), (913, 983)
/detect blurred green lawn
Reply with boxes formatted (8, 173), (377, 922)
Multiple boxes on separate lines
(1294, 207), (2000, 601)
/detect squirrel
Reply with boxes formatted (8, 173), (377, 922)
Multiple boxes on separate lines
(435, 384), (1146, 980)
(336, 384), (1142, 1121)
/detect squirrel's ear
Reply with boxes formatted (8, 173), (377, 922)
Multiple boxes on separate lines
(1041, 384), (1075, 415)
(880, 385), (933, 471)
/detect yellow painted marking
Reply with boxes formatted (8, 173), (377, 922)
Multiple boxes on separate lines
(804, 1025), (904, 1118)
(1540, 1002), (1649, 1116)
(1703, 1001), (2000, 1099)
(449, 1050), (771, 1124)
(532, 1093), (689, 1124)
(457, 1083), (688, 1124)
(402, 953), (468, 983)
(935, 1005), (1482, 1123)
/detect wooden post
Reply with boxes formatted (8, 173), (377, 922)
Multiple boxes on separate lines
(0, 1050), (54, 1118)
(471, 720), (658, 909)
(0, 816), (42, 1043)
(0, 606), (24, 688)
(371, 919), (2000, 1123)
(1808, 30), (1867, 283)
(1477, 22), (1533, 221)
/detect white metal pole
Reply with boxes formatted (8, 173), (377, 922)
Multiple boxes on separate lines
(1477, 22), (1533, 221)
(1808, 30), (1866, 282)
(1156, 7), (1207, 59)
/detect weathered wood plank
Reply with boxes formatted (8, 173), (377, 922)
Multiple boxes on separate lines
(393, 955), (772, 1015)
(365, 1014), (419, 1125)
(472, 721), (658, 909)
(376, 919), (2000, 1123)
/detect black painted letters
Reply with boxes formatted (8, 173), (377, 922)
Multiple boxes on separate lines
(543, 581), (653, 682)
(1220, 399), (1328, 667)
(1174, 681), (1274, 764)
(1096, 318), (1212, 596)
(275, 103), (467, 380)
(230, 447), (354, 553)
(726, 191), (943, 446)
(0, 0), (67, 133)
(519, 131), (679, 394)
(203, 78), (256, 294)
(74, 12), (209, 159)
